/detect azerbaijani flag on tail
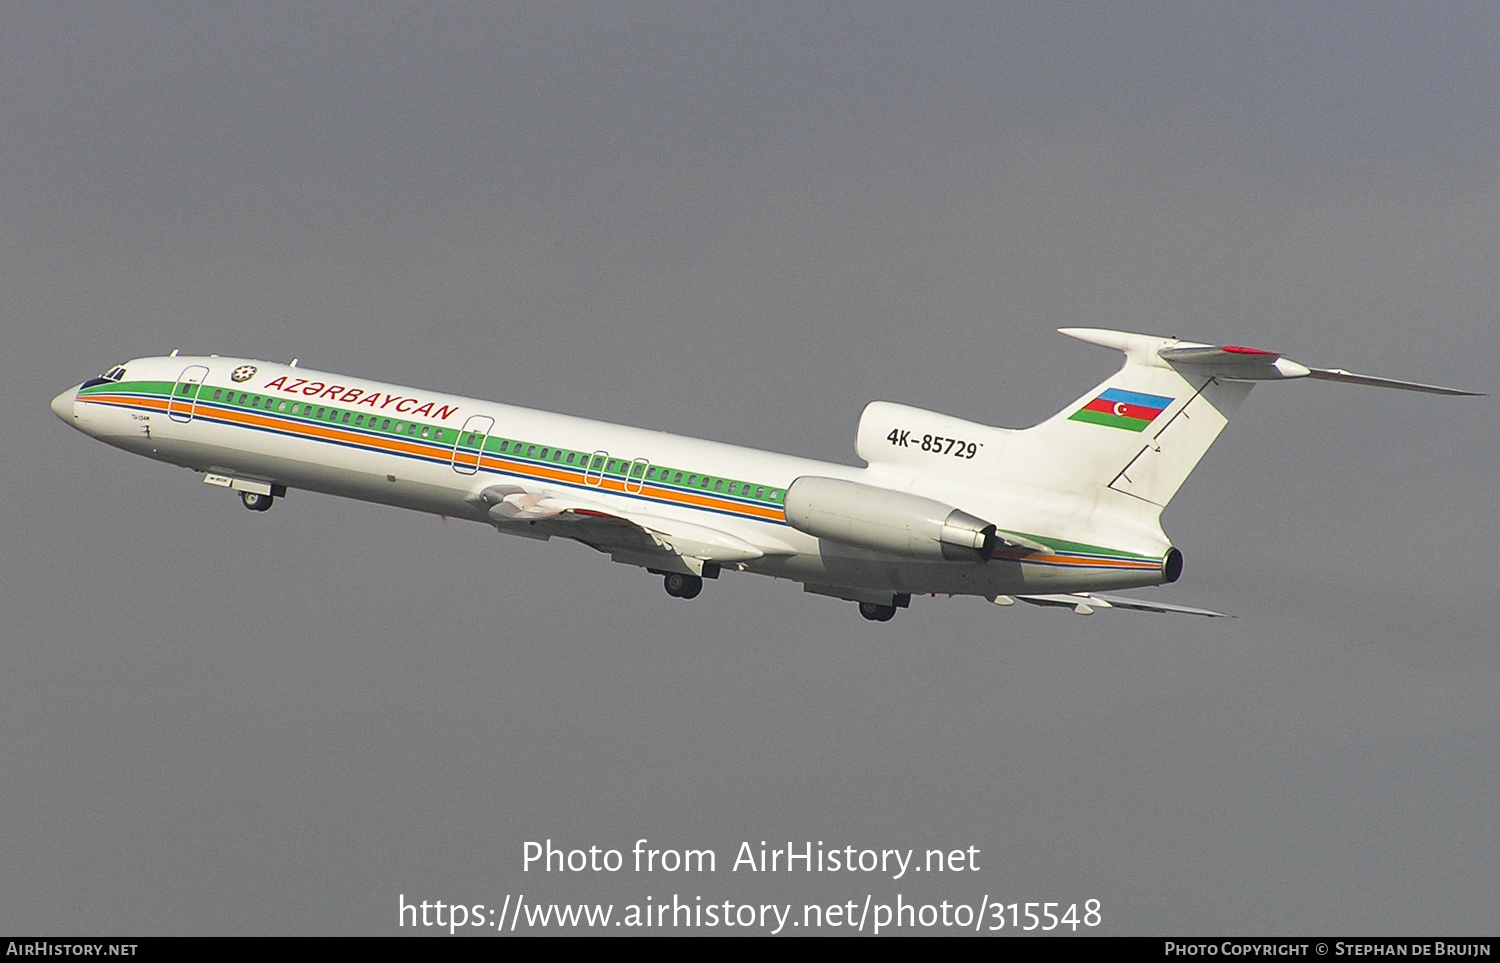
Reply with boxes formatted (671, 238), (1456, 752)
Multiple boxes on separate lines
(1069, 388), (1174, 432)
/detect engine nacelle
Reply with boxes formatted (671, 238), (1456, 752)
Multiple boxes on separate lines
(783, 476), (998, 562)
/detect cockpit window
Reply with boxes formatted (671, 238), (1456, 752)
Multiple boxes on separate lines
(80, 366), (127, 390)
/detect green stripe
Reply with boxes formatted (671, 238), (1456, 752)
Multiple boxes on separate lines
(88, 380), (786, 507)
(79, 380), (176, 397)
(1006, 531), (1154, 560)
(1068, 408), (1150, 432)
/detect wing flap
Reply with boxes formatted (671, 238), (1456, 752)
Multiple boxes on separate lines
(479, 485), (771, 564)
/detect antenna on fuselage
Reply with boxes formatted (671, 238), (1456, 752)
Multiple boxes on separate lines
(290, 358), (299, 367)
(169, 349), (179, 357)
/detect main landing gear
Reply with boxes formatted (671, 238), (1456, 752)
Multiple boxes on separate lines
(663, 573), (703, 599)
(858, 601), (897, 622)
(240, 490), (274, 512)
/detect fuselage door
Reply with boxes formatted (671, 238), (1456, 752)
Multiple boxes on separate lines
(584, 450), (609, 487)
(167, 365), (211, 423)
(452, 415), (496, 475)
(625, 457), (650, 494)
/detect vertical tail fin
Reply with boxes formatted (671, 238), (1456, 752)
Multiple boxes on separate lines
(1000, 329), (1252, 517)
(1001, 327), (1480, 517)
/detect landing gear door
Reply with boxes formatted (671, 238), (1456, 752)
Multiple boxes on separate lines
(167, 366), (211, 423)
(452, 415), (495, 475)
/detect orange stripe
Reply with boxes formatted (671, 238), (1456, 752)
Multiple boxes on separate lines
(87, 395), (798, 527)
(477, 456), (786, 521)
(998, 550), (1157, 569)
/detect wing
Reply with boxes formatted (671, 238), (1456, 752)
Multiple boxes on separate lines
(478, 484), (787, 575)
(995, 592), (1229, 617)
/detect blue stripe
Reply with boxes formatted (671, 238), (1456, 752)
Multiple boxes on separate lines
(88, 392), (792, 525)
(1098, 387), (1173, 409)
(90, 392), (1156, 566)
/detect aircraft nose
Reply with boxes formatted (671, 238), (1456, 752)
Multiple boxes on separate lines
(51, 385), (79, 423)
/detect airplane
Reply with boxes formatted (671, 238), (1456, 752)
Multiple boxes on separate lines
(50, 328), (1480, 621)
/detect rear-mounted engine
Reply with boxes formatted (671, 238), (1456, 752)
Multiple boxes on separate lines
(783, 476), (998, 562)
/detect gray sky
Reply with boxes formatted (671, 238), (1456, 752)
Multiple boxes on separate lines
(4, 3), (1496, 935)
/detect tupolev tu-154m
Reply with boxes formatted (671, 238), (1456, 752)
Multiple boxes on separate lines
(51, 329), (1480, 621)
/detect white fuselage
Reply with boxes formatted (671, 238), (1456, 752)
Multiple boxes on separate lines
(52, 355), (1173, 603)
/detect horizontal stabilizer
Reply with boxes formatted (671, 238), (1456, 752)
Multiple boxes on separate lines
(1000, 592), (1228, 617)
(1303, 367), (1484, 396)
(1157, 344), (1281, 366)
(1158, 340), (1483, 396)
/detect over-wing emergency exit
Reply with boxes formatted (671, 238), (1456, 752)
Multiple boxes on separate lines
(51, 329), (1480, 620)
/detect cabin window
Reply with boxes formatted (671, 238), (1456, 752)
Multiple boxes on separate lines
(278, 401), (288, 412)
(527, 445), (537, 457)
(673, 472), (683, 484)
(341, 412), (351, 424)
(566, 452), (575, 465)
(540, 448), (549, 459)
(631, 463), (645, 477)
(381, 419), (391, 431)
(714, 480), (724, 492)
(212, 389), (222, 401)
(756, 487), (765, 499)
(407, 423), (417, 435)
(420, 426), (429, 438)
(355, 414), (365, 426)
